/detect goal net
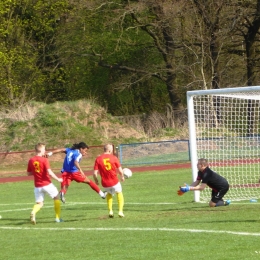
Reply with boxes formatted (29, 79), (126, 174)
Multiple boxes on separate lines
(187, 86), (260, 202)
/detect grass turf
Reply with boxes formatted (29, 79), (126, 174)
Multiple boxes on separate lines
(0, 169), (260, 260)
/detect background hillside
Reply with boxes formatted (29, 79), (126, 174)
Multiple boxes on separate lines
(0, 100), (148, 152)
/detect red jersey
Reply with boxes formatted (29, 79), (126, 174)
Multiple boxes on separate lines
(27, 156), (52, 188)
(94, 154), (121, 187)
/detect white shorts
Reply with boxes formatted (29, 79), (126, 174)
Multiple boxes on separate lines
(104, 182), (122, 195)
(34, 183), (59, 203)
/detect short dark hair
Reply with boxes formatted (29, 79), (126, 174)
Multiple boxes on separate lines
(198, 158), (208, 166)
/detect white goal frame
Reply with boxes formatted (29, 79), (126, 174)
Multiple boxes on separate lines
(187, 86), (260, 202)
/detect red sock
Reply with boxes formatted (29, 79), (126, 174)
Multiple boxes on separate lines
(60, 188), (67, 194)
(88, 180), (101, 193)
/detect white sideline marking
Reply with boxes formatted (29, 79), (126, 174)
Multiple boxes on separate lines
(0, 206), (54, 213)
(0, 202), (259, 237)
(0, 202), (177, 205)
(0, 226), (259, 236)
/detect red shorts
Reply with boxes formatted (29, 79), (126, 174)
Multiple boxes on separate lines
(61, 171), (86, 186)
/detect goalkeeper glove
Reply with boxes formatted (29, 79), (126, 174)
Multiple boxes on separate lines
(179, 184), (190, 193)
(177, 190), (185, 196)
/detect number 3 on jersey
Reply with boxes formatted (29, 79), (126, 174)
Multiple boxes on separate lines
(33, 161), (40, 173)
(103, 158), (111, 170)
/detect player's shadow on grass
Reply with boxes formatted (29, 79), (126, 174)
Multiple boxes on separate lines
(62, 206), (104, 211)
(2, 218), (29, 226)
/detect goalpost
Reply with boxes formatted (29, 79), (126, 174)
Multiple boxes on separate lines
(187, 86), (260, 202)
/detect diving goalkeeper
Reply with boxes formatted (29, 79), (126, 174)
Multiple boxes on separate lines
(178, 158), (231, 207)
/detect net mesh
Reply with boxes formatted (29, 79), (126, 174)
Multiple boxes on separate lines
(193, 90), (260, 201)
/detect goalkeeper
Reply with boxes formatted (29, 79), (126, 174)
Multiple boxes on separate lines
(178, 158), (231, 207)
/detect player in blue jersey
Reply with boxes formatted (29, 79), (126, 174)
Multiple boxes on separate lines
(47, 142), (106, 203)
(178, 158), (231, 207)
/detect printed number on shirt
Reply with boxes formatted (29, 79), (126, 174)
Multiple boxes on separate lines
(103, 158), (111, 170)
(33, 161), (40, 173)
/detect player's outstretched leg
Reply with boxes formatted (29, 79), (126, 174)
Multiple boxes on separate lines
(86, 179), (107, 199)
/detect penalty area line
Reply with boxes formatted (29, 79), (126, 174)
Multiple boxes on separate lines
(0, 226), (260, 236)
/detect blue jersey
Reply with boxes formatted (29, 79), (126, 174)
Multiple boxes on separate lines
(62, 148), (82, 173)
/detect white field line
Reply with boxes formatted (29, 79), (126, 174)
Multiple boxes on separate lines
(0, 202), (177, 207)
(0, 226), (259, 237)
(0, 202), (259, 237)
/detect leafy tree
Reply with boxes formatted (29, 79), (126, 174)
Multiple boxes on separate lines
(73, 0), (188, 111)
(0, 0), (39, 106)
(21, 0), (71, 102)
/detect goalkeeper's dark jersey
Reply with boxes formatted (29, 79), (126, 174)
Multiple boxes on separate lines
(197, 167), (229, 192)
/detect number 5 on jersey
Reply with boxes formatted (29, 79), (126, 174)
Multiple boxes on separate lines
(103, 158), (111, 170)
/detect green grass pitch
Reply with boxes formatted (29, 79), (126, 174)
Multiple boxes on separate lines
(0, 168), (260, 260)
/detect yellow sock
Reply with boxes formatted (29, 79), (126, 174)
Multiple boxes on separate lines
(107, 193), (113, 212)
(117, 192), (124, 213)
(54, 199), (61, 219)
(32, 203), (41, 214)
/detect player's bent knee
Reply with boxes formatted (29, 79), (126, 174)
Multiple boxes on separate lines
(83, 177), (90, 183)
(209, 201), (216, 207)
(37, 202), (44, 208)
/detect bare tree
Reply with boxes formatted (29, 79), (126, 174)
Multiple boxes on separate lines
(226, 0), (260, 134)
(85, 0), (189, 109)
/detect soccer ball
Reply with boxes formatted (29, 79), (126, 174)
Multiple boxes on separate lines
(123, 168), (132, 179)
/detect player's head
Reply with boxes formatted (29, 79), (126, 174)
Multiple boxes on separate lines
(71, 142), (89, 149)
(35, 143), (46, 155)
(197, 158), (208, 170)
(104, 144), (113, 154)
(71, 142), (89, 156)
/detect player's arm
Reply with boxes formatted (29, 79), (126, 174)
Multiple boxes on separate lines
(190, 180), (201, 187)
(47, 169), (63, 182)
(93, 169), (99, 184)
(117, 166), (125, 182)
(189, 182), (207, 191)
(27, 171), (33, 176)
(27, 162), (33, 176)
(46, 148), (66, 157)
(74, 160), (85, 177)
(178, 180), (202, 194)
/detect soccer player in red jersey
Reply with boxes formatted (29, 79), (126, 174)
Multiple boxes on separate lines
(93, 143), (125, 218)
(27, 143), (63, 224)
(47, 142), (107, 203)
